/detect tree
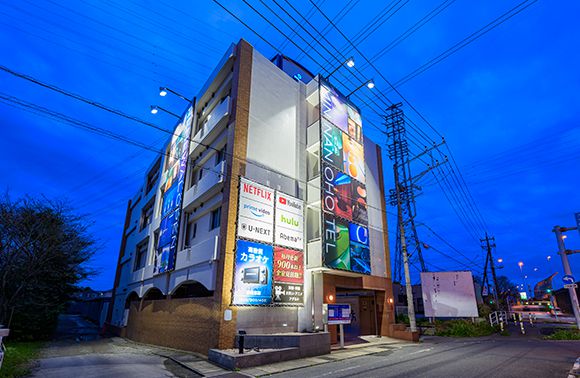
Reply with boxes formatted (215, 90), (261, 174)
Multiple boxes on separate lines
(0, 195), (96, 339)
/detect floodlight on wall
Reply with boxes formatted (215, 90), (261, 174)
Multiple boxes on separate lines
(325, 56), (356, 80)
(150, 105), (180, 118)
(158, 86), (191, 102)
(346, 79), (375, 99)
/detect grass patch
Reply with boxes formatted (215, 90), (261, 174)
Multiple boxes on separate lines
(544, 329), (580, 340)
(1, 341), (43, 378)
(435, 319), (497, 337)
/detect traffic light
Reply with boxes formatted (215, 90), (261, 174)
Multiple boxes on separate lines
(546, 289), (552, 293)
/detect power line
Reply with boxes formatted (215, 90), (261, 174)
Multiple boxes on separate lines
(392, 0), (538, 88)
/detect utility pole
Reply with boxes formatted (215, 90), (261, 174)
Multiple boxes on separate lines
(386, 103), (446, 333)
(394, 165), (416, 332)
(481, 234), (500, 308)
(386, 103), (426, 284)
(553, 225), (580, 329)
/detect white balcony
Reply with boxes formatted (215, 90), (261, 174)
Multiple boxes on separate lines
(175, 234), (220, 272)
(183, 160), (225, 211)
(190, 96), (230, 157)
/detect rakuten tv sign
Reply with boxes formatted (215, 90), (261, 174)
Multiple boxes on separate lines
(237, 178), (275, 243)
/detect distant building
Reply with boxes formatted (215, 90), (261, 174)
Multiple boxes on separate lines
(553, 283), (580, 315)
(107, 39), (400, 354)
(68, 288), (112, 327)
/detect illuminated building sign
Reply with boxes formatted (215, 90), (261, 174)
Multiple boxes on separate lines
(320, 82), (371, 275)
(232, 240), (274, 305)
(155, 106), (193, 274)
(233, 177), (305, 306)
(272, 247), (304, 304)
(237, 177), (275, 244)
(274, 192), (304, 250)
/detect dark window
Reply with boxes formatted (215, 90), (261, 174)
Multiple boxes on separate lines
(216, 144), (227, 165)
(140, 199), (155, 231)
(134, 241), (148, 271)
(210, 207), (221, 230)
(153, 230), (159, 251)
(184, 221), (197, 247)
(145, 158), (161, 194)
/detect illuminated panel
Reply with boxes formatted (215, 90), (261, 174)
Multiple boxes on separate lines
(232, 239), (274, 305)
(320, 82), (371, 274)
(155, 106), (193, 274)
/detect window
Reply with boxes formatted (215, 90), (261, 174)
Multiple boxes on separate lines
(190, 167), (204, 189)
(134, 241), (148, 271)
(184, 221), (197, 247)
(140, 199), (155, 231)
(145, 158), (161, 194)
(215, 144), (227, 165)
(210, 207), (221, 230)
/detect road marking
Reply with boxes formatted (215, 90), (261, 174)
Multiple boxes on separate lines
(407, 348), (433, 356)
(315, 364), (361, 377)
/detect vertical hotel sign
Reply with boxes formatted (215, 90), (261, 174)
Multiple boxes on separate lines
(320, 82), (371, 275)
(155, 105), (194, 274)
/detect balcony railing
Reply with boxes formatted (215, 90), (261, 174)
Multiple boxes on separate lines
(183, 160), (226, 210)
(190, 96), (230, 156)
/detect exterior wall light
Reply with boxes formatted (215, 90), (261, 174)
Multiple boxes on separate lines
(347, 79), (375, 99)
(325, 56), (356, 80)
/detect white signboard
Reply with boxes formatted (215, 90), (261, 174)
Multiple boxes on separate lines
(421, 271), (479, 318)
(274, 192), (304, 250)
(237, 177), (275, 243)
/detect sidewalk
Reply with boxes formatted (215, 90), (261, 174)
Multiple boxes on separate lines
(238, 336), (412, 377)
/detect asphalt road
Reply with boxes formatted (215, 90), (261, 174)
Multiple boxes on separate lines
(31, 315), (201, 378)
(269, 336), (580, 378)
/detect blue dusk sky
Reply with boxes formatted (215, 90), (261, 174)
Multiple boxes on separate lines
(0, 1), (578, 292)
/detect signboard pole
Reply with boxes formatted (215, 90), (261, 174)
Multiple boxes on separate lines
(553, 226), (580, 329)
(339, 323), (345, 349)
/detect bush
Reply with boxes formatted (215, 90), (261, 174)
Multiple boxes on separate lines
(544, 329), (580, 340)
(435, 319), (497, 337)
(1, 341), (43, 377)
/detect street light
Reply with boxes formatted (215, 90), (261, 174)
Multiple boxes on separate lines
(497, 258), (503, 264)
(158, 87), (191, 102)
(346, 79), (375, 99)
(150, 105), (181, 118)
(325, 56), (355, 80)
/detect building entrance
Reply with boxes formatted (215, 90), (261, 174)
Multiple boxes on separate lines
(335, 290), (378, 342)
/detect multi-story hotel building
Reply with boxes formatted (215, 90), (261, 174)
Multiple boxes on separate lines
(108, 39), (404, 355)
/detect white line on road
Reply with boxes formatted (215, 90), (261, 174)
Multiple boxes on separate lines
(315, 364), (361, 377)
(408, 348), (433, 355)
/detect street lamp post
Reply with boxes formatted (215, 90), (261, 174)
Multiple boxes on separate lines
(553, 226), (580, 329)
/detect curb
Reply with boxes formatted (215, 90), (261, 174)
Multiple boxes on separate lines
(154, 352), (205, 376)
(568, 357), (580, 378)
